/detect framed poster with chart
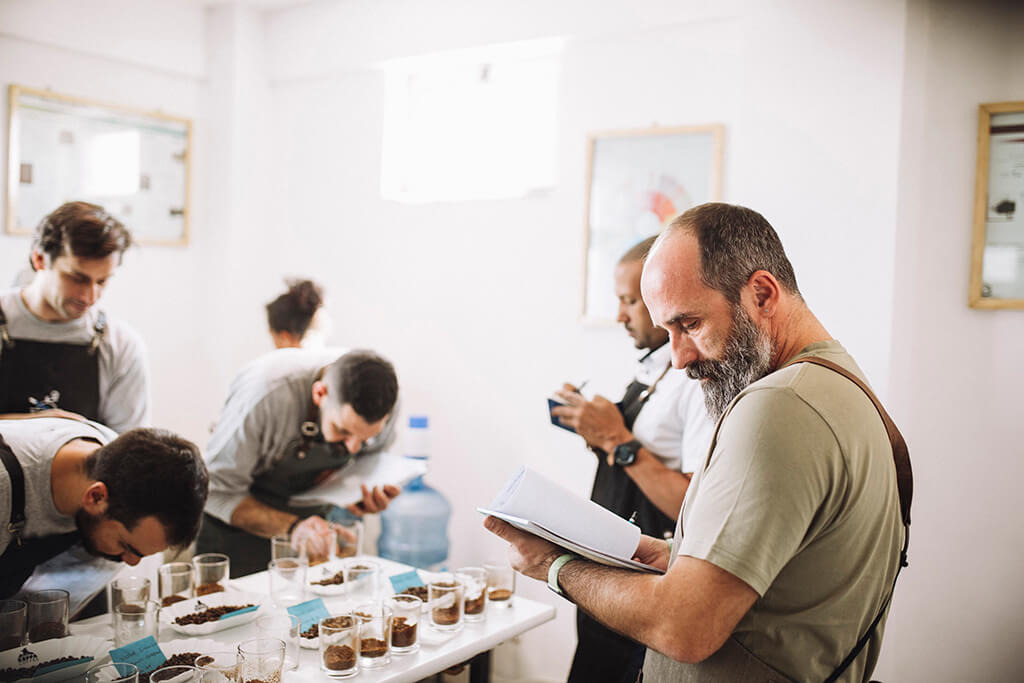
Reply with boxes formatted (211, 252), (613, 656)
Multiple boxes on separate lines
(6, 84), (192, 245)
(969, 101), (1024, 309)
(582, 125), (723, 322)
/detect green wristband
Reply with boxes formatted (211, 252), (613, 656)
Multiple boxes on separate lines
(547, 553), (580, 596)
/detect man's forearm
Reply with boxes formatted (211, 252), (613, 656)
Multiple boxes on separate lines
(623, 449), (691, 519)
(229, 496), (298, 539)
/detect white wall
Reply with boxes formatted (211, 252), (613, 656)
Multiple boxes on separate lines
(880, 0), (1024, 680)
(1, 0), (1020, 680)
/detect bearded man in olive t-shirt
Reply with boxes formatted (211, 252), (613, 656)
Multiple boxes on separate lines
(484, 203), (910, 683)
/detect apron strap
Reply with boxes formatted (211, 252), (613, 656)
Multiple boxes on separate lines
(0, 434), (27, 545)
(788, 357), (913, 683)
(88, 310), (107, 355)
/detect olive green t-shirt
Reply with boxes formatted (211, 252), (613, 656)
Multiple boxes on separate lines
(677, 340), (903, 682)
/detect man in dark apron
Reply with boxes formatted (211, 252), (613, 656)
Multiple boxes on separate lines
(198, 348), (400, 577)
(0, 201), (149, 433)
(0, 419), (209, 602)
(486, 204), (912, 683)
(551, 237), (712, 683)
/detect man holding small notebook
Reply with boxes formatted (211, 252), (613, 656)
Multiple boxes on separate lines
(486, 203), (912, 683)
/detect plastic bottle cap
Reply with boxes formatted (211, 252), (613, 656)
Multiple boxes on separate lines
(409, 416), (429, 429)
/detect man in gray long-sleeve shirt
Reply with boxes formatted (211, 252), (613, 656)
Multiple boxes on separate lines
(197, 347), (401, 576)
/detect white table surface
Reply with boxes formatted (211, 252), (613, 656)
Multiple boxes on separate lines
(71, 557), (556, 683)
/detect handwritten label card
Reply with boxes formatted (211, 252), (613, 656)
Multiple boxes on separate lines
(388, 569), (424, 593)
(109, 635), (165, 675)
(287, 598), (330, 632)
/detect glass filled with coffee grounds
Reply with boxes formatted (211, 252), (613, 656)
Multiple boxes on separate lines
(86, 662), (138, 682)
(193, 553), (230, 596)
(237, 637), (285, 683)
(0, 600), (27, 650)
(353, 601), (392, 668)
(484, 562), (516, 608)
(158, 562), (194, 608)
(25, 589), (68, 642)
(428, 575), (464, 633)
(318, 614), (358, 679)
(387, 594), (422, 654)
(456, 567), (488, 622)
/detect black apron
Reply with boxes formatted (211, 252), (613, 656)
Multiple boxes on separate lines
(569, 357), (674, 683)
(196, 402), (355, 577)
(0, 434), (80, 599)
(0, 302), (105, 421)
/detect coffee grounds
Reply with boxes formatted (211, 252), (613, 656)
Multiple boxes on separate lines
(27, 621), (65, 642)
(488, 588), (512, 601)
(143, 653), (202, 683)
(174, 604), (254, 626)
(0, 655), (83, 683)
(118, 603), (146, 614)
(300, 623), (318, 639)
(321, 616), (354, 629)
(195, 582), (225, 596)
(161, 595), (188, 607)
(360, 638), (387, 658)
(0, 636), (22, 651)
(400, 586), (428, 601)
(323, 644), (356, 671)
(464, 593), (485, 615)
(432, 604), (460, 625)
(311, 570), (344, 586)
(391, 617), (417, 647)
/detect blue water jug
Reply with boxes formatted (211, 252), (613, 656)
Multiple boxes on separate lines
(378, 416), (452, 570)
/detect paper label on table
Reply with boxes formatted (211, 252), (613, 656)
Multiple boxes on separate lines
(287, 598), (330, 632)
(109, 635), (166, 675)
(219, 605), (259, 620)
(388, 569), (424, 593)
(35, 656), (93, 675)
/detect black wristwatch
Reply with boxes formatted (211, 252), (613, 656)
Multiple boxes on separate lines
(613, 439), (643, 467)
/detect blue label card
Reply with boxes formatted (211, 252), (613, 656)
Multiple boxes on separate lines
(287, 598), (330, 632)
(35, 656), (93, 676)
(218, 605), (259, 620)
(109, 635), (166, 675)
(388, 569), (425, 593)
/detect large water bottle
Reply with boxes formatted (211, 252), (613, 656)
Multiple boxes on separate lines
(378, 416), (452, 570)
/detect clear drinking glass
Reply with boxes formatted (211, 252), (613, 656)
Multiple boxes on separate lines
(343, 559), (379, 600)
(0, 599), (27, 651)
(267, 558), (307, 608)
(331, 520), (363, 559)
(194, 651), (238, 683)
(484, 562), (516, 607)
(456, 567), (488, 622)
(237, 638), (285, 683)
(111, 576), (151, 612)
(158, 562), (194, 608)
(256, 614), (301, 671)
(149, 665), (203, 682)
(193, 553), (230, 596)
(86, 662), (139, 682)
(387, 594), (421, 654)
(113, 600), (160, 647)
(26, 589), (69, 642)
(318, 615), (357, 679)
(353, 602), (392, 668)
(270, 535), (300, 562)
(427, 576), (463, 633)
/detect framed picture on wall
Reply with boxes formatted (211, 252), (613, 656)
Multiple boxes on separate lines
(969, 101), (1024, 309)
(582, 125), (723, 322)
(6, 84), (192, 245)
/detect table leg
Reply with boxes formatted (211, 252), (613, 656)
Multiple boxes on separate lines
(469, 649), (492, 683)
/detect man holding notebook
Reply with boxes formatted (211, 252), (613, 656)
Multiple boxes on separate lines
(486, 203), (912, 683)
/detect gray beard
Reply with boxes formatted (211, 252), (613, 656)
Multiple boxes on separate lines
(686, 305), (774, 420)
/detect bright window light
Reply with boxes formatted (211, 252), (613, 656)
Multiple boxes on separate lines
(83, 130), (140, 196)
(381, 39), (562, 203)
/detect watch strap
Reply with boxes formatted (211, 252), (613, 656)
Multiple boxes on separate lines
(547, 553), (580, 596)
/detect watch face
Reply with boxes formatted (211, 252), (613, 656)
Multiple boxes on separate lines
(614, 440), (640, 466)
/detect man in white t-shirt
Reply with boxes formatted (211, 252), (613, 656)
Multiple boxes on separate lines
(0, 201), (149, 433)
(551, 236), (713, 683)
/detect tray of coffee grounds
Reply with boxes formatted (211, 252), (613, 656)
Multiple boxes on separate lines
(0, 636), (110, 683)
(161, 592), (264, 636)
(299, 622), (320, 649)
(308, 563), (347, 596)
(399, 585), (429, 603)
(143, 652), (203, 683)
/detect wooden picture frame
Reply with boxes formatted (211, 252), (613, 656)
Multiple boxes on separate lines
(582, 125), (723, 322)
(6, 84), (192, 246)
(969, 101), (1024, 309)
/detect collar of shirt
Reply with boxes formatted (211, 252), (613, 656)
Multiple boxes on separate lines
(636, 342), (672, 384)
